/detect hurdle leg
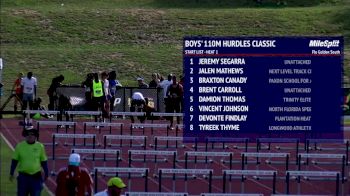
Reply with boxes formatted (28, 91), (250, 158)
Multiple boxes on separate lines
(145, 169), (148, 192)
(94, 169), (98, 193)
(273, 172), (276, 194)
(158, 170), (162, 192)
(209, 171), (212, 193)
(128, 172), (131, 192)
(336, 173), (340, 196)
(297, 175), (301, 194)
(223, 171), (226, 193)
(241, 176), (245, 193)
(183, 172), (186, 193)
(286, 172), (290, 194)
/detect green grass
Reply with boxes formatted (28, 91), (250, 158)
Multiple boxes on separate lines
(0, 135), (51, 195)
(0, 0), (349, 108)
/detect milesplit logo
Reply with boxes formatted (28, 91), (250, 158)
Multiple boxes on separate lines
(309, 39), (340, 48)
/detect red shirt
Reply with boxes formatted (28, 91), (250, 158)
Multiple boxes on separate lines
(56, 166), (93, 196)
(14, 78), (22, 94)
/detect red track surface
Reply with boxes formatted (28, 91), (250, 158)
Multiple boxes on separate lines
(1, 117), (349, 195)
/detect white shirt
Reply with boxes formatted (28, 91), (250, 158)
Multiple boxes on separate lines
(132, 92), (145, 100)
(21, 77), (37, 94)
(103, 79), (110, 96)
(158, 80), (172, 98)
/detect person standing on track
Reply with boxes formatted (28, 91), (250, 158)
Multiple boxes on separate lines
(9, 128), (49, 196)
(56, 153), (93, 196)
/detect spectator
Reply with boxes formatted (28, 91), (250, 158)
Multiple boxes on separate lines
(47, 75), (64, 110)
(101, 71), (110, 120)
(10, 128), (49, 196)
(21, 72), (37, 110)
(108, 71), (122, 111)
(178, 75), (184, 112)
(94, 177), (126, 196)
(11, 72), (23, 111)
(82, 73), (94, 111)
(92, 73), (105, 126)
(148, 73), (159, 88)
(56, 153), (93, 196)
(137, 77), (148, 88)
(158, 74), (172, 116)
(130, 92), (146, 123)
(166, 75), (183, 128)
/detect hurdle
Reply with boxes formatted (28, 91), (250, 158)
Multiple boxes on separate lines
(130, 123), (169, 135)
(153, 136), (198, 149)
(103, 135), (147, 148)
(306, 139), (349, 165)
(150, 112), (183, 124)
(71, 148), (120, 169)
(126, 192), (188, 196)
(83, 121), (124, 134)
(94, 167), (149, 193)
(51, 133), (96, 175)
(286, 170), (340, 195)
(158, 168), (213, 193)
(297, 153), (346, 182)
(201, 194), (263, 196)
(206, 137), (250, 152)
(110, 111), (145, 122)
(241, 152), (290, 171)
(128, 150), (177, 176)
(23, 110), (60, 121)
(66, 110), (101, 121)
(256, 138), (300, 164)
(222, 170), (277, 194)
(36, 120), (76, 136)
(184, 151), (233, 170)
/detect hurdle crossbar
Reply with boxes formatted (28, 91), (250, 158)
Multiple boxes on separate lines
(71, 148), (120, 168)
(286, 170), (340, 195)
(131, 123), (169, 135)
(241, 152), (290, 170)
(94, 167), (149, 193)
(185, 151), (233, 169)
(83, 121), (124, 135)
(158, 168), (213, 193)
(104, 134), (147, 148)
(206, 137), (249, 151)
(223, 170), (277, 194)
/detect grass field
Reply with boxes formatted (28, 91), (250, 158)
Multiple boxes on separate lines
(0, 0), (349, 106)
(0, 135), (51, 195)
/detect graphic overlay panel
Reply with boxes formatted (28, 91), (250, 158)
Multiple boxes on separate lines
(183, 37), (343, 142)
